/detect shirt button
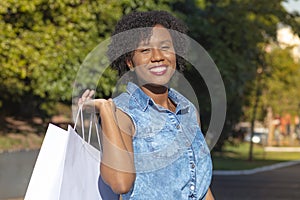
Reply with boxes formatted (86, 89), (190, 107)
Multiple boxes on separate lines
(176, 124), (180, 129)
(190, 185), (195, 191)
(191, 163), (195, 169)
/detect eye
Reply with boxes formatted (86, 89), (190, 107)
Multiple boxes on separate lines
(137, 47), (151, 53)
(161, 46), (170, 50)
(140, 48), (151, 53)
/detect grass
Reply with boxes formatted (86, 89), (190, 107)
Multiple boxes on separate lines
(0, 135), (23, 150)
(212, 141), (300, 170)
(0, 133), (44, 152)
(0, 103), (72, 152)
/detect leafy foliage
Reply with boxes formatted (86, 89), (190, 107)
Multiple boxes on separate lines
(261, 47), (300, 116)
(0, 0), (171, 115)
(1, 0), (300, 151)
(169, 0), (300, 149)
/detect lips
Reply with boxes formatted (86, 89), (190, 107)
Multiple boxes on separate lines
(149, 65), (168, 75)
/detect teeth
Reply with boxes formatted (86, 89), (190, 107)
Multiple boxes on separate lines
(150, 66), (167, 73)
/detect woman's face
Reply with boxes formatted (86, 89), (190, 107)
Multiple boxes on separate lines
(128, 24), (176, 87)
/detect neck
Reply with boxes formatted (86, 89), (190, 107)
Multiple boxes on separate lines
(140, 84), (169, 106)
(140, 84), (176, 112)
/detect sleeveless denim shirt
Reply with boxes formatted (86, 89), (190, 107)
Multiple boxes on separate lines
(113, 82), (212, 200)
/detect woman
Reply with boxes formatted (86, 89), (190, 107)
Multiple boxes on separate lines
(80, 10), (214, 200)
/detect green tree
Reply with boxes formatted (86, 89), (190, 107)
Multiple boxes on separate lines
(1, 0), (300, 152)
(0, 0), (172, 116)
(261, 47), (300, 116)
(169, 0), (300, 150)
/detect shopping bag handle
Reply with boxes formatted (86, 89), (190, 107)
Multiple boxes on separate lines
(74, 104), (85, 139)
(88, 113), (102, 152)
(73, 104), (101, 151)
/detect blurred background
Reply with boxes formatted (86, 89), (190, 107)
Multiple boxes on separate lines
(1, 0), (300, 199)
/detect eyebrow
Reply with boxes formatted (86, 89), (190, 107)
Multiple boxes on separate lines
(138, 39), (173, 47)
(161, 40), (173, 44)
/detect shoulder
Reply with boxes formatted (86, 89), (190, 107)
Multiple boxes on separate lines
(113, 92), (130, 108)
(169, 88), (198, 111)
(113, 82), (139, 108)
(113, 92), (135, 119)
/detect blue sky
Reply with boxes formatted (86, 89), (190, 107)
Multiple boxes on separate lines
(282, 0), (300, 13)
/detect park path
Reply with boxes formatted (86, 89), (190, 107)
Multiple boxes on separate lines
(0, 150), (39, 200)
(211, 163), (300, 200)
(1, 150), (300, 200)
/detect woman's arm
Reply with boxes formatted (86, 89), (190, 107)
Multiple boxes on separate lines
(79, 90), (135, 194)
(99, 102), (135, 194)
(205, 188), (215, 200)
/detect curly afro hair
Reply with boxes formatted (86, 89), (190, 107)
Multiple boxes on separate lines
(107, 10), (188, 76)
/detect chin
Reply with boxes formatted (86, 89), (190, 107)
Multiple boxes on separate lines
(139, 79), (171, 87)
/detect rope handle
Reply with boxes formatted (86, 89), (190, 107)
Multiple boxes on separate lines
(73, 104), (101, 150)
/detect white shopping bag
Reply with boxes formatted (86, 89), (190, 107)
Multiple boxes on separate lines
(24, 107), (103, 200)
(59, 125), (101, 199)
(24, 124), (69, 200)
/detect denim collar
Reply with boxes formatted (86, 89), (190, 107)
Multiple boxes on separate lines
(126, 82), (190, 112)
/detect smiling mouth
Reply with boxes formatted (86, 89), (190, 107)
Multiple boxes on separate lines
(149, 66), (168, 75)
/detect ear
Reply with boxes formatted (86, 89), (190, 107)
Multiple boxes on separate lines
(126, 59), (135, 71)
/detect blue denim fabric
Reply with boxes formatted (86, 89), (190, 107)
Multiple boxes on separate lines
(113, 82), (212, 200)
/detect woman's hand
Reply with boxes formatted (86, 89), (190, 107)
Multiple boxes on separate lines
(78, 89), (115, 116)
(78, 89), (95, 105)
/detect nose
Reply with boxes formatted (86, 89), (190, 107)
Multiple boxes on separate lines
(151, 48), (164, 62)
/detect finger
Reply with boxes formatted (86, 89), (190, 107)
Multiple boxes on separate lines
(78, 89), (93, 106)
(81, 89), (96, 104)
(78, 96), (87, 105)
(87, 90), (95, 99)
(82, 89), (92, 101)
(82, 89), (90, 98)
(78, 98), (83, 105)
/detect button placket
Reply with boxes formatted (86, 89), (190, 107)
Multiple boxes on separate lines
(188, 148), (197, 200)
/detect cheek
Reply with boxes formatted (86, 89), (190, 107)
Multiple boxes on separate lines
(132, 56), (150, 67)
(166, 53), (176, 68)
